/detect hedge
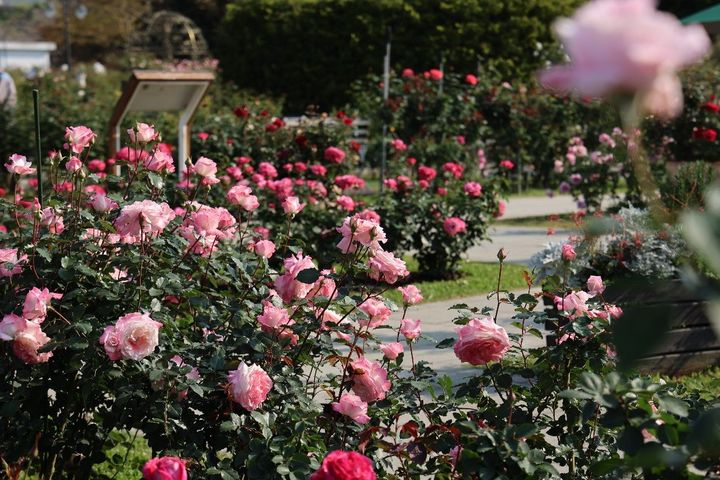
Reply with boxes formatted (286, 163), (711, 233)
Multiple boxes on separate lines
(215, 0), (582, 112)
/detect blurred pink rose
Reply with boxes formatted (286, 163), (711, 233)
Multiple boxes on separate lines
(358, 298), (392, 329)
(65, 125), (96, 153)
(324, 147), (346, 164)
(454, 317), (511, 365)
(539, 0), (710, 119)
(128, 122), (158, 144)
(332, 392), (371, 424)
(12, 320), (53, 364)
(367, 249), (409, 284)
(0, 313), (26, 341)
(465, 74), (478, 86)
(398, 285), (423, 305)
(0, 248), (26, 278)
(443, 217), (467, 237)
(142, 456), (187, 480)
(144, 150), (175, 173)
(254, 240), (276, 258)
(41, 207), (64, 234)
(5, 154), (36, 175)
(65, 156), (82, 172)
(390, 139), (407, 151)
(350, 357), (391, 402)
(336, 215), (387, 253)
(22, 287), (62, 322)
(379, 342), (404, 360)
(274, 252), (316, 303)
(228, 362), (273, 411)
(89, 194), (118, 213)
(587, 275), (605, 295)
(401, 68), (414, 78)
(400, 318), (422, 341)
(336, 195), (355, 212)
(115, 200), (176, 238)
(227, 184), (260, 211)
(561, 243), (576, 261)
(257, 300), (297, 344)
(311, 450), (376, 480)
(282, 196), (305, 215)
(464, 181), (483, 197)
(428, 69), (443, 81)
(191, 156), (219, 179)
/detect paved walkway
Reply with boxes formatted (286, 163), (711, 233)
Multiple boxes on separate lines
(375, 290), (546, 383)
(381, 194), (580, 381)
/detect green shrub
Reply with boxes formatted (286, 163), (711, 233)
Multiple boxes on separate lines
(216, 0), (583, 112)
(661, 160), (717, 215)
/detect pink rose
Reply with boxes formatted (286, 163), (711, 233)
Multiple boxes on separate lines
(128, 122), (158, 144)
(0, 313), (26, 340)
(257, 300), (297, 344)
(65, 125), (96, 153)
(367, 249), (409, 284)
(400, 318), (422, 341)
(22, 287), (63, 322)
(587, 275), (605, 295)
(454, 317), (511, 365)
(379, 342), (404, 360)
(324, 147), (346, 164)
(464, 182), (483, 197)
(336, 195), (355, 212)
(228, 362), (273, 411)
(358, 298), (391, 329)
(311, 450), (376, 480)
(12, 320), (53, 364)
(142, 456), (187, 480)
(350, 357), (391, 402)
(336, 215), (387, 253)
(561, 243), (576, 261)
(428, 69), (443, 81)
(227, 184), (260, 211)
(281, 196), (304, 215)
(65, 156), (82, 172)
(89, 194), (119, 213)
(390, 139), (407, 151)
(101, 312), (162, 361)
(99, 325), (123, 361)
(499, 159), (515, 170)
(5, 154), (36, 175)
(41, 207), (64, 234)
(402, 68), (414, 78)
(539, 0), (709, 119)
(494, 200), (506, 218)
(144, 150), (175, 173)
(274, 252), (316, 303)
(332, 393), (371, 424)
(554, 291), (593, 318)
(443, 217), (467, 237)
(397, 285), (423, 305)
(114, 200), (176, 238)
(254, 240), (276, 258)
(465, 74), (478, 86)
(0, 248), (26, 278)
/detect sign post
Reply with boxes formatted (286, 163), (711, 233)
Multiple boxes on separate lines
(108, 70), (214, 177)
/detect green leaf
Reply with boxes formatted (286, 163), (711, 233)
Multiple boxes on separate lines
(656, 395), (689, 418)
(295, 268), (320, 284)
(35, 247), (52, 261)
(436, 337), (455, 349)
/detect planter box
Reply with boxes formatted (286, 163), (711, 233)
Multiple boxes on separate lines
(544, 279), (720, 376)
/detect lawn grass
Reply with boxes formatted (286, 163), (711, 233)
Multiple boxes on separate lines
(384, 258), (531, 305)
(493, 213), (580, 230)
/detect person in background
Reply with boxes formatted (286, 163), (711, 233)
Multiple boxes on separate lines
(0, 69), (17, 110)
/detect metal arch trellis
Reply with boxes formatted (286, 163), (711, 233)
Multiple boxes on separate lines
(129, 10), (210, 62)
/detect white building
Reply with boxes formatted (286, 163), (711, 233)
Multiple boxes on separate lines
(0, 41), (56, 71)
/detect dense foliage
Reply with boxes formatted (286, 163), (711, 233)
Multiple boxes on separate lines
(216, 0), (583, 111)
